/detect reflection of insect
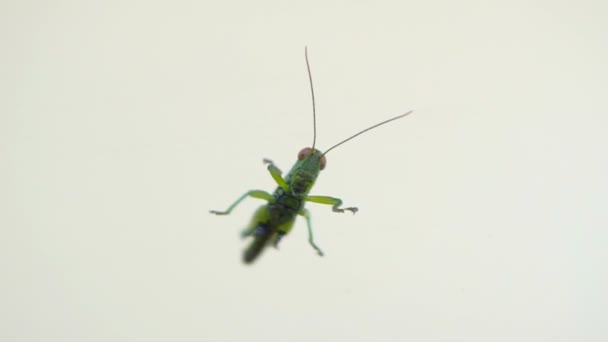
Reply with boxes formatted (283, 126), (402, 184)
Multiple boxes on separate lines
(210, 47), (413, 264)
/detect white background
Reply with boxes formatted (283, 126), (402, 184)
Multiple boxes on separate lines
(2, 1), (607, 341)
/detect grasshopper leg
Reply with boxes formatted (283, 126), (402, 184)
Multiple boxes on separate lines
(298, 208), (324, 257)
(263, 158), (289, 191)
(304, 195), (358, 214)
(210, 190), (274, 215)
(262, 158), (282, 174)
(240, 205), (270, 238)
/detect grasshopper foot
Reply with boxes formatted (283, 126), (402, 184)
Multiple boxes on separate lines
(210, 210), (228, 215)
(263, 158), (282, 174)
(333, 207), (358, 214)
(308, 239), (325, 257)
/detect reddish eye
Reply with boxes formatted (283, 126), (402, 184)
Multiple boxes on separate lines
(297, 147), (327, 170)
(297, 147), (313, 160)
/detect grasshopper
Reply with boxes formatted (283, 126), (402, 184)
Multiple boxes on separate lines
(210, 47), (412, 264)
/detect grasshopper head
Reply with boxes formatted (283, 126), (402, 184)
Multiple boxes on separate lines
(297, 147), (326, 170)
(289, 147), (326, 196)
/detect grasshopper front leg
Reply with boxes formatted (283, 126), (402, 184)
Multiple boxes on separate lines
(263, 158), (289, 191)
(210, 190), (274, 215)
(304, 195), (358, 214)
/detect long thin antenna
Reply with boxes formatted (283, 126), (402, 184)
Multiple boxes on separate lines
(322, 110), (413, 156)
(305, 46), (317, 149)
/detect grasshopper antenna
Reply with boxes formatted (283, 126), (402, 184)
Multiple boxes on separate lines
(305, 46), (317, 150)
(322, 110), (413, 156)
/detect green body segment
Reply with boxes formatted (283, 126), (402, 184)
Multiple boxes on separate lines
(210, 149), (356, 264)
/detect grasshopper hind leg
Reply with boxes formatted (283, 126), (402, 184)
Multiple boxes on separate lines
(240, 206), (268, 238)
(243, 228), (275, 264)
(241, 206), (275, 264)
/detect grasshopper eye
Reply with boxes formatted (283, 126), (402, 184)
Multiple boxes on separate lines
(298, 147), (327, 170)
(298, 147), (313, 160)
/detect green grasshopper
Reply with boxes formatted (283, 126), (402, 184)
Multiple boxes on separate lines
(210, 47), (412, 264)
